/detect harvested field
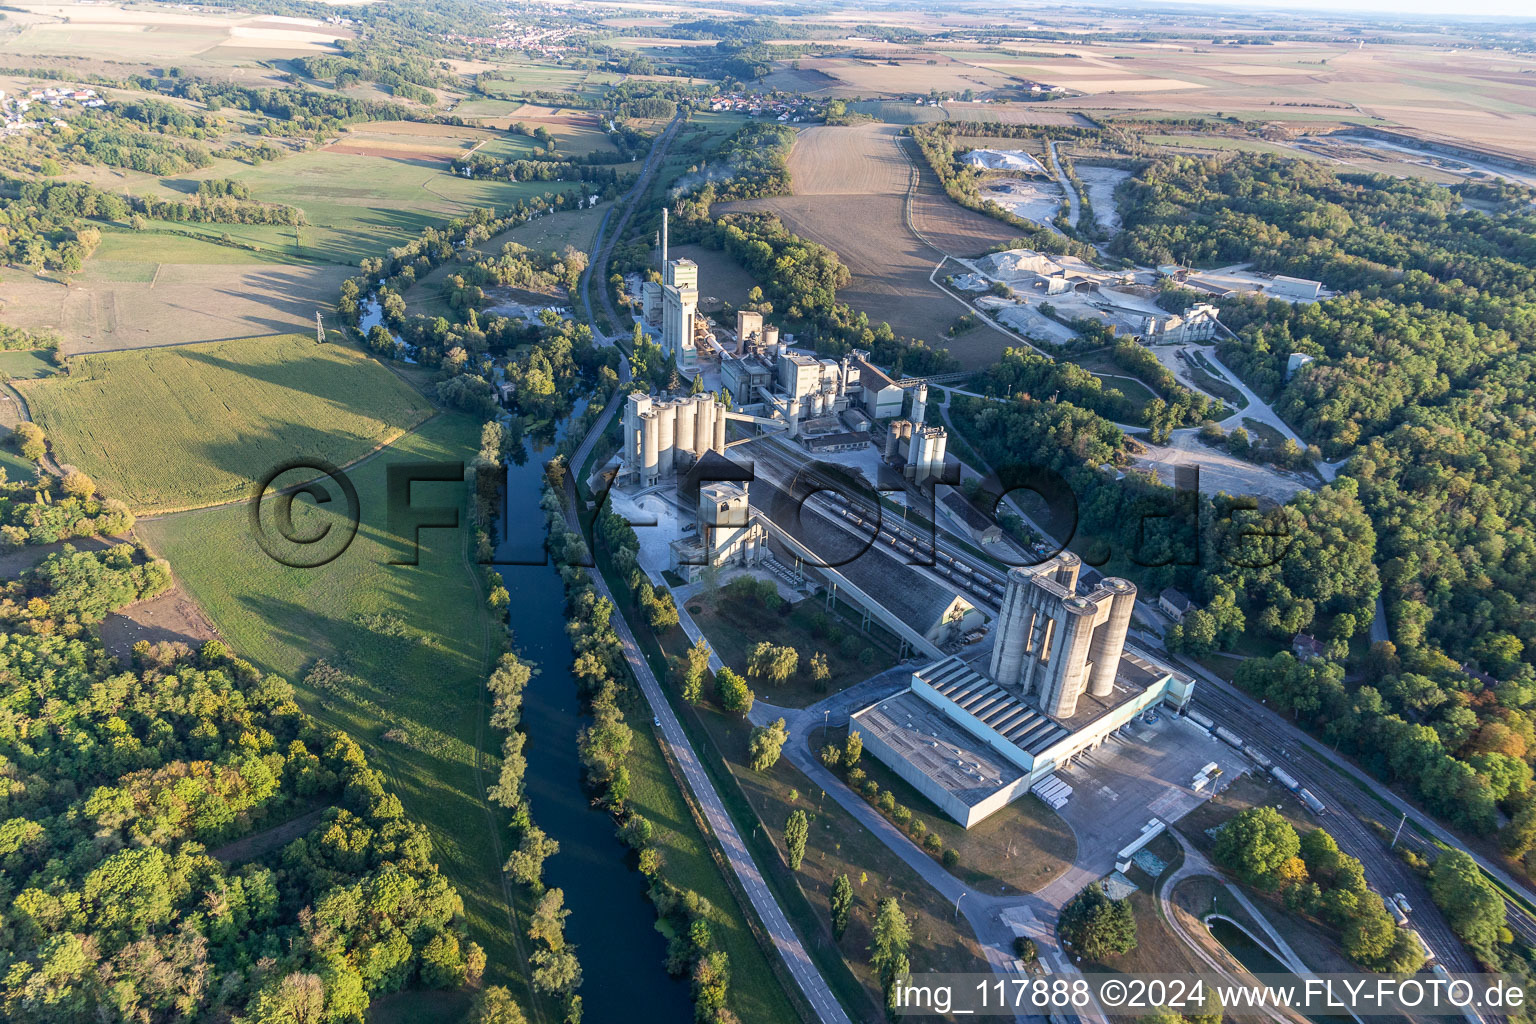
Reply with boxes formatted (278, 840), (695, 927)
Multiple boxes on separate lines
(942, 103), (1095, 126)
(770, 55), (1017, 97)
(20, 333), (430, 511)
(718, 124), (1019, 359)
(99, 583), (226, 662)
(784, 124), (909, 195)
(325, 126), (474, 161)
(0, 4), (349, 60)
(0, 263), (352, 354)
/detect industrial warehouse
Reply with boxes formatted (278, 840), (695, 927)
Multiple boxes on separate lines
(852, 556), (1195, 828)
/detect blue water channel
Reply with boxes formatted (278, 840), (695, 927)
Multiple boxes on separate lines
(491, 415), (695, 1022)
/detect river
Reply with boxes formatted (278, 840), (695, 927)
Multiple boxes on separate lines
(491, 413), (695, 1022)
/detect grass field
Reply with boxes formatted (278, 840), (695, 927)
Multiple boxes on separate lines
(135, 412), (528, 996)
(686, 593), (898, 709)
(92, 229), (296, 265)
(624, 700), (803, 1023)
(165, 150), (589, 264)
(696, 705), (992, 1016)
(22, 334), (429, 511)
(0, 239), (352, 354)
(0, 349), (57, 380)
(820, 725), (1077, 897)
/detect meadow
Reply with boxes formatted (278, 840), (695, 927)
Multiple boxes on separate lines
(135, 412), (528, 995)
(21, 333), (430, 511)
(0, 258), (352, 355)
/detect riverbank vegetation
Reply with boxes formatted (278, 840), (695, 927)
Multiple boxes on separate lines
(541, 478), (746, 1024)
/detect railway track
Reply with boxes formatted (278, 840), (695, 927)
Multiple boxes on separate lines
(1191, 684), (1481, 975)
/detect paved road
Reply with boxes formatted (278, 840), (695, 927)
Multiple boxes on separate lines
(578, 112), (684, 338)
(559, 116), (856, 1024)
(754, 690), (1061, 1024)
(1201, 350), (1338, 483)
(1157, 835), (1318, 1024)
(561, 509), (852, 1024)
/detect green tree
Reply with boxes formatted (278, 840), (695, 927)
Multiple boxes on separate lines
(530, 888), (571, 948)
(678, 639), (710, 704)
(830, 873), (853, 940)
(469, 987), (528, 1024)
(1058, 882), (1137, 960)
(844, 730), (863, 767)
(748, 717), (789, 772)
(784, 809), (809, 870)
(1429, 849), (1505, 960)
(13, 422), (46, 462)
(871, 896), (912, 999)
(531, 946), (582, 996)
(506, 825), (560, 888)
(1213, 807), (1301, 891)
(747, 641), (798, 685)
(810, 650), (831, 690)
(715, 667), (755, 716)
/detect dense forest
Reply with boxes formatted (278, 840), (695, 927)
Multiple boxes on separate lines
(1114, 154), (1535, 673)
(1071, 151), (1536, 855)
(0, 545), (480, 1020)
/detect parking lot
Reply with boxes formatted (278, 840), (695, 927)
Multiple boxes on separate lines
(1053, 715), (1248, 872)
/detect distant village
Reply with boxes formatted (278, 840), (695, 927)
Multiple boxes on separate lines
(2, 85), (104, 136)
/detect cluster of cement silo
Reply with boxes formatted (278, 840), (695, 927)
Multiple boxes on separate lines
(987, 553), (1137, 718)
(884, 420), (948, 485)
(623, 392), (727, 487)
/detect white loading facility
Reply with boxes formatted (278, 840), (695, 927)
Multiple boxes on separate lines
(852, 554), (1194, 827)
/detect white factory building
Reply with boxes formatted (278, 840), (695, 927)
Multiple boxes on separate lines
(639, 209), (703, 374)
(853, 554), (1194, 827)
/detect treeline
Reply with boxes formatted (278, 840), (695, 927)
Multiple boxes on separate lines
(0, 177), (303, 272)
(971, 344), (1223, 433)
(1214, 807), (1423, 971)
(482, 650), (584, 1023)
(0, 323), (59, 352)
(542, 474), (739, 1024)
(0, 544), (482, 1020)
(452, 154), (634, 186)
(0, 466), (134, 547)
(170, 79), (413, 134)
